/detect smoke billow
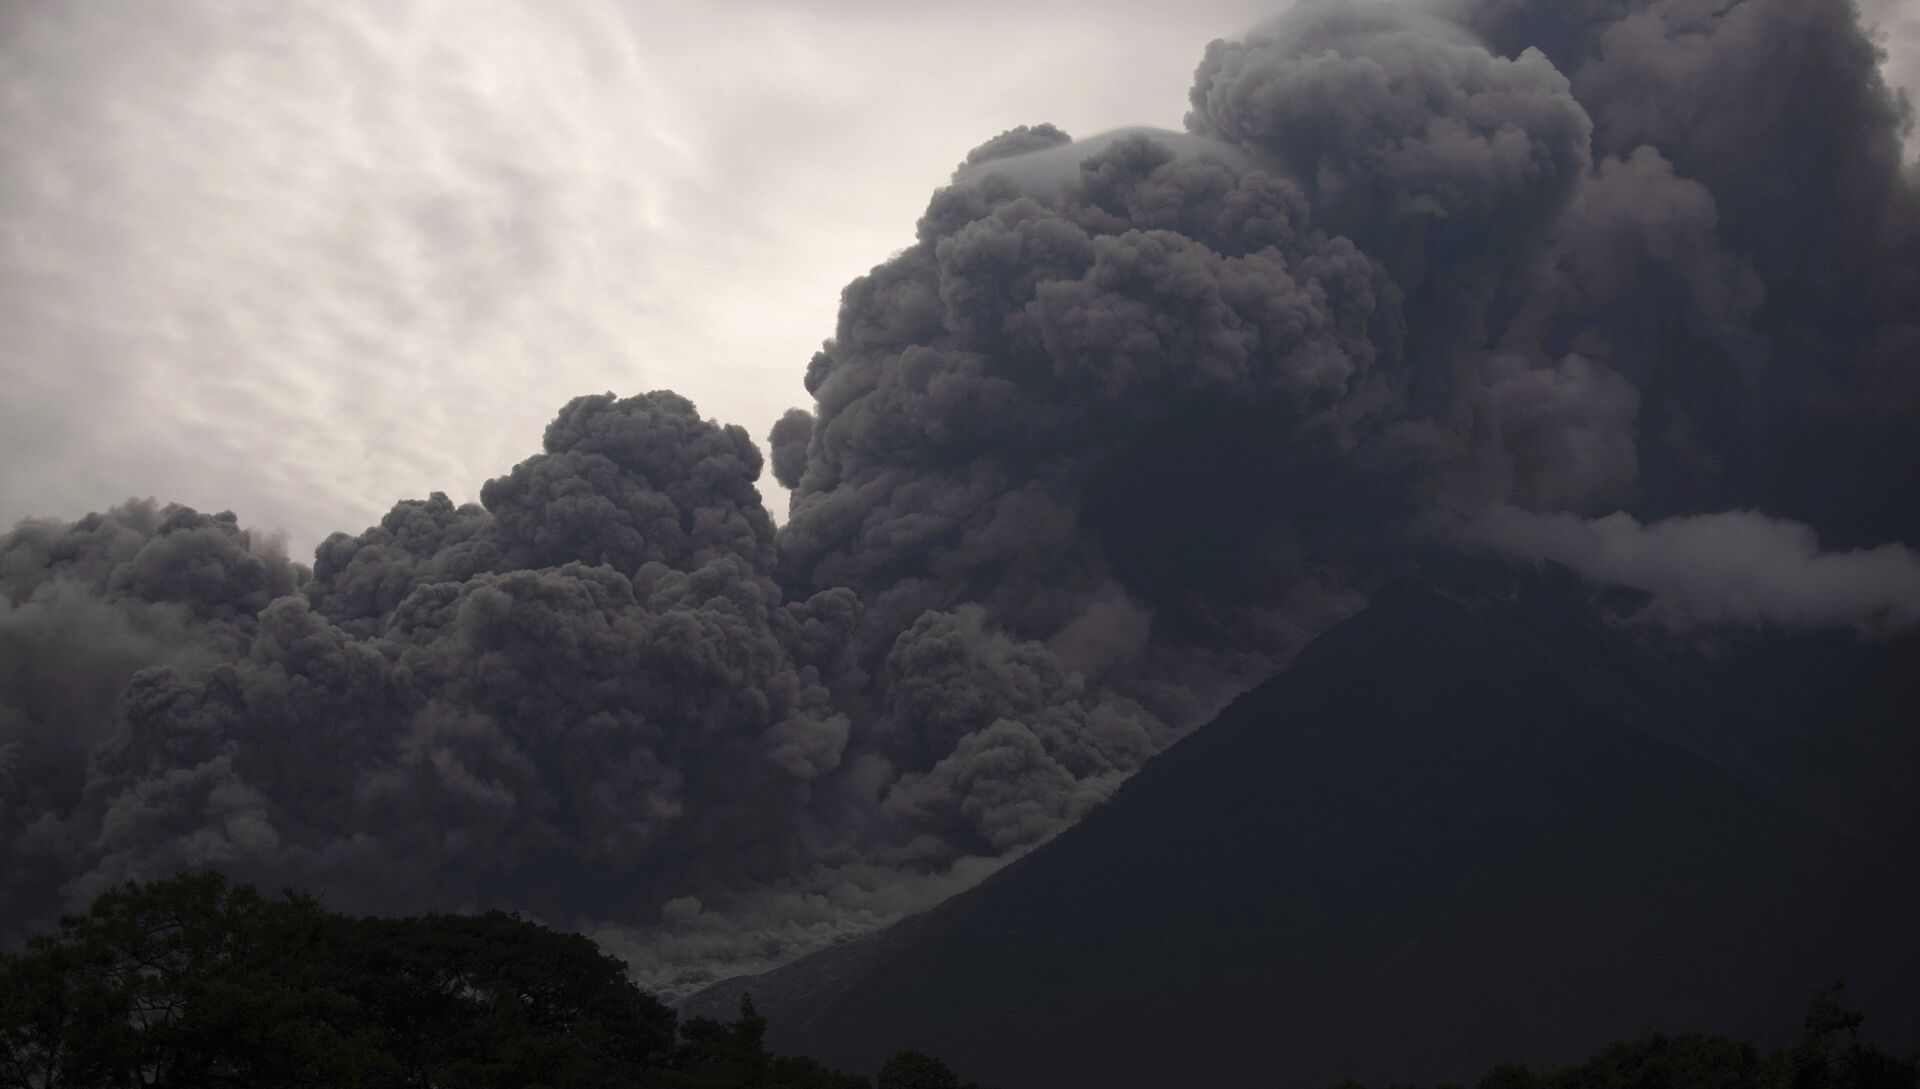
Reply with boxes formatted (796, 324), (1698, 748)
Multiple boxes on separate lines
(4, 0), (1917, 990)
(0, 502), (302, 935)
(22, 395), (868, 973)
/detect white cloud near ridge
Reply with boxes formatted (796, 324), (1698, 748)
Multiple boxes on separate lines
(1462, 507), (1920, 633)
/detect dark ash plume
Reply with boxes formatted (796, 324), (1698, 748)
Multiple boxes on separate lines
(767, 408), (815, 491)
(0, 501), (301, 939)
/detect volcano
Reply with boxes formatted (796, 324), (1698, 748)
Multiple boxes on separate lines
(687, 561), (1920, 1088)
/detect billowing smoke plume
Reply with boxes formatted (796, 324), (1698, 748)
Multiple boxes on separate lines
(11, 395), (868, 961)
(1, 502), (302, 936)
(4, 0), (1916, 991)
(1447, 0), (1920, 543)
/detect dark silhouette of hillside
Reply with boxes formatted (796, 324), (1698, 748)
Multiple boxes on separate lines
(688, 561), (1920, 1089)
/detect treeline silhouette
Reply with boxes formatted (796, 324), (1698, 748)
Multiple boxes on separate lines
(1331, 984), (1918, 1089)
(2, 874), (1914, 1089)
(0, 874), (986, 1088)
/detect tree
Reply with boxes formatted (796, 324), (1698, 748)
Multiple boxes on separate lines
(877, 1049), (961, 1089)
(0, 873), (979, 1089)
(0, 872), (382, 1088)
(673, 995), (774, 1087)
(1329, 985), (1917, 1089)
(323, 910), (676, 1088)
(670, 995), (870, 1089)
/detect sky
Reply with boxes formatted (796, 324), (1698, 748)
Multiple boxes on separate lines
(0, 0), (1320, 555)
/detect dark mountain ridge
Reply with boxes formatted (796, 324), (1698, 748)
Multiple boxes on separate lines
(687, 561), (1920, 1089)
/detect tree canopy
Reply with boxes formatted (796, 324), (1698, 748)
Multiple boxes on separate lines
(1331, 986), (1917, 1089)
(0, 873), (975, 1089)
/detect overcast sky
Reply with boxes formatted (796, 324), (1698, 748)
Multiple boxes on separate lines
(3, 0), (1915, 557)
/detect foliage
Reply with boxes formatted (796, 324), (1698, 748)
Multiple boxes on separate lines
(1333, 985), (1918, 1089)
(322, 910), (677, 1088)
(0, 873), (977, 1089)
(0, 871), (385, 1088)
(664, 996), (869, 1089)
(876, 1049), (961, 1089)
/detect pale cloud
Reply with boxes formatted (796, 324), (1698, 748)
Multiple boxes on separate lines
(1, 0), (1276, 555)
(1860, 0), (1920, 158)
(1461, 507), (1920, 633)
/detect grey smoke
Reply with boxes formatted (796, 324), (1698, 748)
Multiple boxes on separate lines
(0, 502), (301, 938)
(1188, 2), (1595, 308)
(952, 126), (1257, 201)
(768, 409), (816, 492)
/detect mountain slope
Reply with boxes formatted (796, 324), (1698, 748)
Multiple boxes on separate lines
(688, 563), (1920, 1089)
